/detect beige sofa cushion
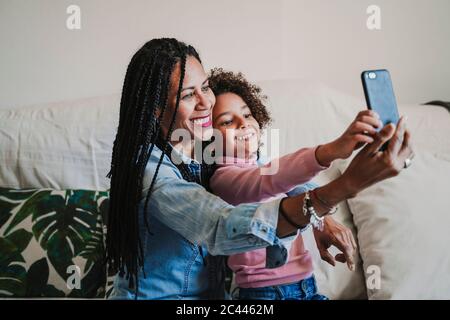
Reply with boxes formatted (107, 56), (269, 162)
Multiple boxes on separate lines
(337, 151), (450, 299)
(333, 99), (450, 299)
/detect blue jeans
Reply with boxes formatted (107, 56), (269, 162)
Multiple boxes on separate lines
(235, 275), (328, 300)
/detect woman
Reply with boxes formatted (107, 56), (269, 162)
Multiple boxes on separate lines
(106, 38), (414, 300)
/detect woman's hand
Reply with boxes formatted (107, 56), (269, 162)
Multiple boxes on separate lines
(339, 116), (415, 197)
(315, 110), (382, 166)
(313, 216), (357, 271)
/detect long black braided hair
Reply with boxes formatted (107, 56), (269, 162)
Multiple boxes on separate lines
(106, 38), (226, 299)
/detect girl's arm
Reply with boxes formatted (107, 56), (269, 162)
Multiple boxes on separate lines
(210, 147), (328, 205)
(210, 110), (388, 204)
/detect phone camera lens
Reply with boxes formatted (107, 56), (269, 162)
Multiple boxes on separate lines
(368, 72), (377, 79)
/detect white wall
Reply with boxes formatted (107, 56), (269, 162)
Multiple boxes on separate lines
(1, 0), (449, 108)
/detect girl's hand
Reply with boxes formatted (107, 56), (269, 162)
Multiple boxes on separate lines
(315, 110), (382, 166)
(313, 216), (357, 271)
(333, 110), (383, 159)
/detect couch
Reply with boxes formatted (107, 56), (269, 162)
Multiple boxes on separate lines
(1, 79), (450, 299)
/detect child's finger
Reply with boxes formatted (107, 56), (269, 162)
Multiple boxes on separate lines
(352, 134), (374, 144)
(357, 109), (380, 119)
(356, 115), (383, 129)
(350, 121), (378, 135)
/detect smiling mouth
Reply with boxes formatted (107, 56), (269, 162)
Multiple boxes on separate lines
(191, 115), (212, 127)
(235, 132), (256, 141)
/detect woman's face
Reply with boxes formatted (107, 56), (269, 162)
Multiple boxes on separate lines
(162, 56), (215, 143)
(212, 92), (261, 159)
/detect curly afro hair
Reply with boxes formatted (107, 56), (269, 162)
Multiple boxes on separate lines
(208, 68), (272, 129)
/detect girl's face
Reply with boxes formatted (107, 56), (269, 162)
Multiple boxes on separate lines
(162, 56), (216, 143)
(212, 92), (261, 159)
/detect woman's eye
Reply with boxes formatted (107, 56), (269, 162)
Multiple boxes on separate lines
(244, 113), (253, 118)
(201, 85), (210, 92)
(182, 92), (194, 100)
(221, 120), (232, 126)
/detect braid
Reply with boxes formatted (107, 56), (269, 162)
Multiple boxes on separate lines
(106, 38), (226, 300)
(142, 54), (186, 227)
(112, 59), (153, 290)
(106, 38), (201, 297)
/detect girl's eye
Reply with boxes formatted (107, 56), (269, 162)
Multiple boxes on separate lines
(244, 113), (253, 118)
(221, 120), (232, 126)
(201, 85), (210, 93)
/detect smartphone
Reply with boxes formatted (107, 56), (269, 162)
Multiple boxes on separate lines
(361, 69), (400, 150)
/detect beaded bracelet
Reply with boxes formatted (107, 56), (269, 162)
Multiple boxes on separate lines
(302, 191), (325, 231)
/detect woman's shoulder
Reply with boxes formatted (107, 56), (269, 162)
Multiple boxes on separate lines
(144, 144), (183, 180)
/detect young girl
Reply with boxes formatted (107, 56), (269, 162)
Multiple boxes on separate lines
(208, 69), (382, 300)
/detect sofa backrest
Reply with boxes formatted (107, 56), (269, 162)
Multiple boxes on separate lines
(2, 79), (449, 190)
(0, 94), (120, 190)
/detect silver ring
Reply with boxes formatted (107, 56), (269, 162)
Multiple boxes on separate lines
(404, 158), (412, 169)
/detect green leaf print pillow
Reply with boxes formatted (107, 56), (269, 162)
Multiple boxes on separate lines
(0, 187), (109, 298)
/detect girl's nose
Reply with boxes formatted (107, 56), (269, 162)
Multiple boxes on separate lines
(238, 118), (249, 129)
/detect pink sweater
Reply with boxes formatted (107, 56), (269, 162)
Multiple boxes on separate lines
(210, 147), (328, 288)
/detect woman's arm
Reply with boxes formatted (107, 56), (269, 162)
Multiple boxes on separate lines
(210, 147), (328, 205)
(276, 118), (414, 237)
(144, 146), (290, 258)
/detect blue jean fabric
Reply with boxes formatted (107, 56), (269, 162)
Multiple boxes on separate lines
(110, 145), (290, 299)
(235, 275), (328, 300)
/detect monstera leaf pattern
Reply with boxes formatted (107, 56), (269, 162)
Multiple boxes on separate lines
(0, 188), (108, 298)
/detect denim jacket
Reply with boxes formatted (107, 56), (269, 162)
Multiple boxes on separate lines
(110, 145), (291, 300)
